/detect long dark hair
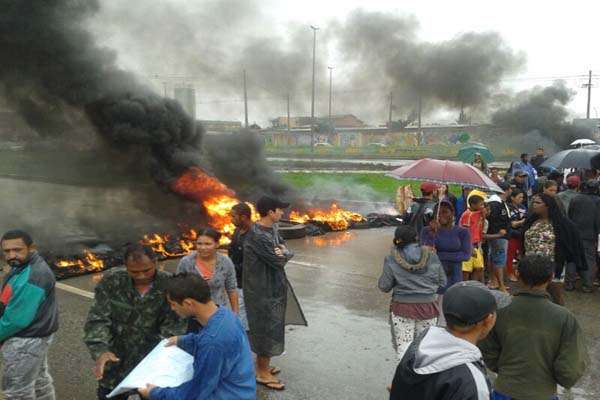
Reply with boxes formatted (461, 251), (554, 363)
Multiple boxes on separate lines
(526, 193), (562, 226)
(524, 193), (565, 260)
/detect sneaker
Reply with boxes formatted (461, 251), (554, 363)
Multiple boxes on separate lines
(552, 277), (565, 283)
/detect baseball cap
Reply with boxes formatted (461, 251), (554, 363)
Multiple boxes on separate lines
(443, 282), (497, 325)
(256, 196), (290, 216)
(566, 175), (581, 188)
(459, 281), (512, 309)
(496, 181), (511, 191)
(514, 170), (528, 177)
(420, 182), (440, 193)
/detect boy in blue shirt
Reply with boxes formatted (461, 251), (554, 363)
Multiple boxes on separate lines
(138, 273), (256, 400)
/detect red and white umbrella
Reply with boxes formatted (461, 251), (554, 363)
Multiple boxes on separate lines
(386, 158), (502, 192)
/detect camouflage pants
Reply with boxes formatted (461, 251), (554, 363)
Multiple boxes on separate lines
(1, 336), (55, 400)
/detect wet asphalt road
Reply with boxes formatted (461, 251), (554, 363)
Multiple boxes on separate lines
(1, 227), (598, 399)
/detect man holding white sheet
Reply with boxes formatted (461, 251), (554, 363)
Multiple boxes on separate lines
(138, 273), (255, 400)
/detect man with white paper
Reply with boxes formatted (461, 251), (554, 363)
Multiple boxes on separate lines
(138, 273), (256, 400)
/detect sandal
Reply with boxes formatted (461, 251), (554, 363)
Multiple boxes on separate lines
(257, 378), (285, 391)
(270, 366), (281, 375)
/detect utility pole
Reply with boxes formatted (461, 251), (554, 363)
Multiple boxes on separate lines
(417, 94), (422, 144)
(328, 66), (333, 127)
(243, 69), (248, 129)
(388, 92), (393, 131)
(586, 70), (593, 119)
(310, 25), (319, 154)
(287, 93), (291, 135)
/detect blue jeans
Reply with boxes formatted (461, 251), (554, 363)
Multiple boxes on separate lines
(489, 238), (508, 268)
(492, 390), (559, 400)
(439, 261), (462, 293)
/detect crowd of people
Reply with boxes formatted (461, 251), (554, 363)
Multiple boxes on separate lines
(0, 147), (595, 400)
(382, 147), (595, 399)
(0, 195), (305, 399)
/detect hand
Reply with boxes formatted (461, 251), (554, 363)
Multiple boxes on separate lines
(499, 229), (507, 236)
(93, 352), (119, 380)
(429, 220), (440, 233)
(274, 247), (284, 257)
(165, 336), (178, 347)
(138, 384), (157, 399)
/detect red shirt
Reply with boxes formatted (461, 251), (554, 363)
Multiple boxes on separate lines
(459, 209), (484, 244)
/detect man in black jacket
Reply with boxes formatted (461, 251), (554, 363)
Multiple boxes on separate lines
(566, 180), (600, 292)
(389, 283), (497, 400)
(402, 182), (438, 236)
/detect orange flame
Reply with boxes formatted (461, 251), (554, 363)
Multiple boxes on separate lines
(171, 167), (239, 243)
(55, 250), (105, 272)
(289, 203), (364, 230)
(170, 167), (260, 246)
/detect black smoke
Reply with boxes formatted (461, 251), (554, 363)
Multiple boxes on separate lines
(0, 1), (206, 184)
(203, 131), (291, 200)
(491, 81), (594, 147)
(332, 9), (526, 118)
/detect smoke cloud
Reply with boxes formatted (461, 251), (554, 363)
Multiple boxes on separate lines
(491, 81), (594, 147)
(89, 3), (524, 123)
(332, 9), (526, 118)
(203, 131), (291, 199)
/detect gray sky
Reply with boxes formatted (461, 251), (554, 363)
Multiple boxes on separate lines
(95, 0), (600, 125)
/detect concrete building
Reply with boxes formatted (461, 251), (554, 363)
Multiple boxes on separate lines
(261, 122), (506, 148)
(270, 114), (365, 129)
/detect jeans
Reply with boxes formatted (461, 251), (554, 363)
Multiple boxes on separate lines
(489, 238), (508, 268)
(440, 261), (462, 293)
(1, 335), (55, 400)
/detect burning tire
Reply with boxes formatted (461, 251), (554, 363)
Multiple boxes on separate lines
(278, 222), (307, 240)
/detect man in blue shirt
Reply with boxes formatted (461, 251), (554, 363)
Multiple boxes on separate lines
(512, 153), (537, 192)
(138, 273), (256, 400)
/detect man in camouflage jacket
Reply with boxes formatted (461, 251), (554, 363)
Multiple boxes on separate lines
(83, 244), (186, 399)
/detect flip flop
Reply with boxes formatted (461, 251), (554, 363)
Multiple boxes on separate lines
(270, 366), (281, 375)
(256, 378), (285, 391)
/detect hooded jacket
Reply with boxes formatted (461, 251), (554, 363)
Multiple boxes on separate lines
(378, 244), (447, 304)
(390, 326), (492, 400)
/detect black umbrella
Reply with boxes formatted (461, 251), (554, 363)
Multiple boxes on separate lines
(541, 148), (600, 169)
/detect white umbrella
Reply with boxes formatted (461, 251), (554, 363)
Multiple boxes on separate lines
(570, 138), (596, 146)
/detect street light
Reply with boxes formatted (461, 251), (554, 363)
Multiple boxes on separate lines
(310, 25), (319, 154)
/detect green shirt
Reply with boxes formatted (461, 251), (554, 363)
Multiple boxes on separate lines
(479, 288), (588, 400)
(83, 268), (186, 390)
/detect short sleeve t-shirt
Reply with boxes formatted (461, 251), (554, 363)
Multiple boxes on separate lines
(459, 209), (484, 244)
